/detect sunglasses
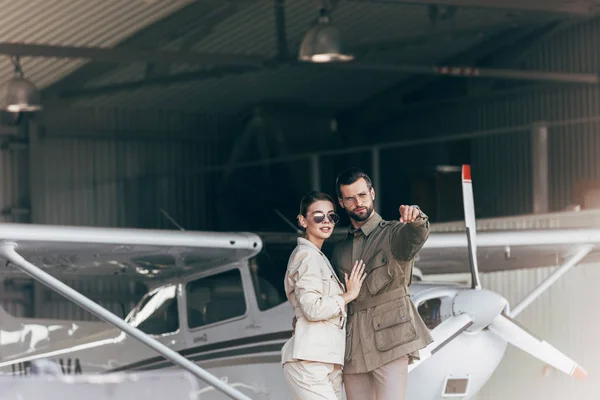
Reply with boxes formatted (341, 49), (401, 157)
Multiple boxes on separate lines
(312, 212), (340, 224)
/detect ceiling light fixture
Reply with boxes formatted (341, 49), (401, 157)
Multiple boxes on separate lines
(298, 8), (353, 63)
(0, 56), (42, 112)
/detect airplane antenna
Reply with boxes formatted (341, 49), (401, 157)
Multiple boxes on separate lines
(274, 209), (302, 234)
(462, 165), (481, 290)
(159, 209), (185, 231)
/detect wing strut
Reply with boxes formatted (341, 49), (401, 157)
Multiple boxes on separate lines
(510, 244), (592, 318)
(0, 242), (252, 400)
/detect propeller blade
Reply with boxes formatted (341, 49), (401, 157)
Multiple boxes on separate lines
(408, 314), (472, 373)
(461, 164), (481, 289)
(488, 313), (587, 381)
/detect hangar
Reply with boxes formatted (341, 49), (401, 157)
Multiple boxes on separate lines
(0, 1), (598, 399)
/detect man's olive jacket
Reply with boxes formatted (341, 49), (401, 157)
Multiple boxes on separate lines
(331, 212), (433, 373)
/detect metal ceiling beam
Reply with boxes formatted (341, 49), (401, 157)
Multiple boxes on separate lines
(348, 28), (501, 55)
(327, 61), (600, 83)
(359, 0), (600, 16)
(59, 66), (257, 98)
(0, 43), (264, 67)
(338, 26), (539, 129)
(50, 18), (587, 100)
(341, 21), (573, 132)
(59, 56), (600, 100)
(42, 0), (253, 101)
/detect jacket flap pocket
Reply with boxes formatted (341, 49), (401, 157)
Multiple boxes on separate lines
(372, 300), (416, 351)
(366, 251), (391, 295)
(372, 305), (411, 331)
(369, 250), (388, 270)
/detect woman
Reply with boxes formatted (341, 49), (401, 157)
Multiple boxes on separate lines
(281, 191), (366, 400)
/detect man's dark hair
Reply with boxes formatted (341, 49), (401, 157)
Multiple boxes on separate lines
(335, 167), (373, 198)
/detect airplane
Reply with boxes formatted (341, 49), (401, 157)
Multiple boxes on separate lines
(0, 164), (595, 399)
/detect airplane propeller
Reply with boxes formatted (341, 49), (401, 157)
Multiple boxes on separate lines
(411, 165), (588, 382)
(461, 165), (481, 290)
(460, 165), (587, 381)
(488, 313), (587, 380)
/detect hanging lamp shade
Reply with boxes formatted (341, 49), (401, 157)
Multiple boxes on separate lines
(298, 10), (353, 63)
(0, 76), (42, 112)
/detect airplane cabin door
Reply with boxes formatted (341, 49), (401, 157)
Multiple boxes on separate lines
(183, 267), (265, 399)
(184, 268), (249, 350)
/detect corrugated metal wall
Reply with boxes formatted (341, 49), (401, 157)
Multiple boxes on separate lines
(36, 278), (146, 321)
(473, 262), (599, 400)
(381, 17), (600, 217)
(0, 109), (233, 320)
(548, 123), (600, 212)
(30, 108), (228, 230)
(0, 143), (30, 223)
(0, 276), (147, 321)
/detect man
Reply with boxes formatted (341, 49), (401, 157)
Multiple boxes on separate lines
(331, 167), (433, 400)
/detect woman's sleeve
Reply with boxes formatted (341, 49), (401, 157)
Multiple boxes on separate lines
(290, 251), (346, 322)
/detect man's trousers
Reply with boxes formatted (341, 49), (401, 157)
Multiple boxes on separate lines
(342, 355), (409, 400)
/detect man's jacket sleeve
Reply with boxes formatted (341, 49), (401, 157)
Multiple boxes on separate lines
(390, 214), (431, 261)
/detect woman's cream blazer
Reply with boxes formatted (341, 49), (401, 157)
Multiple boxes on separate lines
(281, 237), (347, 366)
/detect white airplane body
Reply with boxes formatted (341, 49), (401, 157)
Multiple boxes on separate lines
(0, 281), (508, 399)
(0, 307), (107, 360)
(0, 165), (592, 399)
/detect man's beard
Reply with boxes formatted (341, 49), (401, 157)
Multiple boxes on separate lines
(347, 204), (374, 222)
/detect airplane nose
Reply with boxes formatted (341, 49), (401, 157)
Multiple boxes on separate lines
(452, 289), (508, 332)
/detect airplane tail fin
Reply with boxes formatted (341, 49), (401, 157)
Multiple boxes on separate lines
(461, 165), (481, 290)
(489, 313), (587, 381)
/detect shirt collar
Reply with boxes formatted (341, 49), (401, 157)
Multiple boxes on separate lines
(297, 237), (324, 255)
(349, 212), (382, 237)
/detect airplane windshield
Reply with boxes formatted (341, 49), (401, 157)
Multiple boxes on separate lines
(126, 284), (179, 336)
(249, 242), (293, 311)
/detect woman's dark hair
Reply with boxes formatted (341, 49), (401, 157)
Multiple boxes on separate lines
(298, 190), (336, 222)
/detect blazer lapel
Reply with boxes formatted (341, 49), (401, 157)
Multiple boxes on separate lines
(323, 255), (344, 289)
(297, 237), (345, 289)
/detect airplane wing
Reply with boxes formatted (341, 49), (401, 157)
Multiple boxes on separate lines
(416, 227), (600, 275)
(0, 224), (261, 399)
(0, 223), (263, 279)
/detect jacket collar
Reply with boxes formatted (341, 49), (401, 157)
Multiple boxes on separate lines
(349, 212), (382, 237)
(297, 237), (324, 254)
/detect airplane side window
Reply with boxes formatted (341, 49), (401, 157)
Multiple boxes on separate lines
(127, 285), (179, 336)
(418, 298), (442, 330)
(186, 269), (247, 329)
(249, 243), (293, 311)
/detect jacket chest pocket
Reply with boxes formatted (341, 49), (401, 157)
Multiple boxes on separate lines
(322, 274), (338, 295)
(365, 250), (392, 295)
(372, 297), (417, 352)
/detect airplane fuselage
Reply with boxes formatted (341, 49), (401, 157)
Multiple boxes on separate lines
(0, 263), (509, 400)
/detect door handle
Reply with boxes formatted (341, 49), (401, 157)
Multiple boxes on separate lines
(194, 333), (208, 343)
